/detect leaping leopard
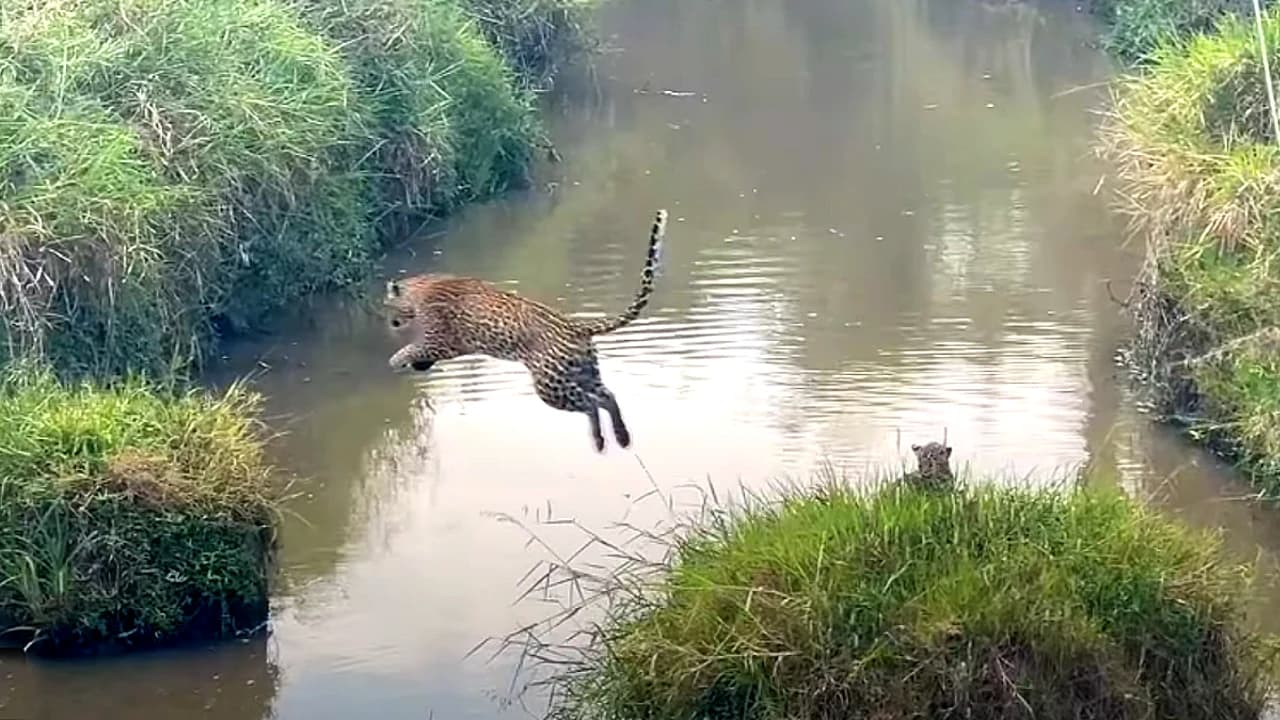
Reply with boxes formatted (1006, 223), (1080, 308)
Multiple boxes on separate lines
(384, 209), (668, 452)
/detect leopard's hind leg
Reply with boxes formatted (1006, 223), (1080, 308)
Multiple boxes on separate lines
(578, 359), (629, 448)
(594, 384), (629, 448)
(530, 359), (606, 452)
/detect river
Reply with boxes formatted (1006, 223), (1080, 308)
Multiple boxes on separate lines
(5, 0), (1280, 718)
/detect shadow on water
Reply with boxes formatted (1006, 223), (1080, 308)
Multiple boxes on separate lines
(7, 0), (1280, 718)
(0, 636), (278, 719)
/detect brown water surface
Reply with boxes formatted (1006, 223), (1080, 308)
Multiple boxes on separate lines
(5, 1), (1280, 718)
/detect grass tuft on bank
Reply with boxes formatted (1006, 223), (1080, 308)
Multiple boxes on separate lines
(501, 479), (1278, 720)
(1099, 8), (1280, 492)
(303, 0), (540, 237)
(0, 362), (283, 656)
(0, 0), (595, 380)
(1088, 0), (1270, 62)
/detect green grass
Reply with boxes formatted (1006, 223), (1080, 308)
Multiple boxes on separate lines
(0, 0), (372, 378)
(0, 0), (596, 381)
(1089, 0), (1272, 62)
(303, 0), (541, 237)
(0, 361), (283, 656)
(1099, 8), (1280, 494)
(504, 478), (1279, 720)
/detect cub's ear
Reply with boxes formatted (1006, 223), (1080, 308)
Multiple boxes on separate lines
(386, 280), (401, 298)
(945, 446), (953, 458)
(911, 444), (921, 452)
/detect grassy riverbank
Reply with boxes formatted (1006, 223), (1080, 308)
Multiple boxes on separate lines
(0, 0), (597, 655)
(510, 479), (1277, 719)
(0, 364), (282, 656)
(1099, 9), (1280, 493)
(0, 0), (596, 380)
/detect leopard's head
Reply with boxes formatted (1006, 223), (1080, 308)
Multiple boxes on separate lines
(384, 279), (416, 331)
(383, 275), (448, 373)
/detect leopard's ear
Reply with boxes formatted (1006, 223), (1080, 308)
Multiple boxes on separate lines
(911, 444), (921, 452)
(386, 279), (401, 298)
(945, 446), (953, 458)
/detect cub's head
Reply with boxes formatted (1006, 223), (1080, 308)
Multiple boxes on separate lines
(911, 441), (953, 479)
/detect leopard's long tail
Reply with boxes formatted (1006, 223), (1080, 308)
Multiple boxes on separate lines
(574, 208), (668, 337)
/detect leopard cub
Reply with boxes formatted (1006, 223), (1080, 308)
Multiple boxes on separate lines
(905, 441), (954, 490)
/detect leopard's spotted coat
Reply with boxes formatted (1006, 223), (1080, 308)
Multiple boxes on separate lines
(384, 209), (668, 452)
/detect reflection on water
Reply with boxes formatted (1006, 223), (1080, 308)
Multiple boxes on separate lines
(0, 637), (278, 719)
(5, 0), (1280, 718)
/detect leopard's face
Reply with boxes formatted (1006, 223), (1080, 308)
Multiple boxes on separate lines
(385, 276), (440, 333)
(911, 442), (953, 480)
(386, 303), (415, 331)
(383, 278), (433, 371)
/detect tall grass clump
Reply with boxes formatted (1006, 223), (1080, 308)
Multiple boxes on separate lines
(1099, 8), (1280, 492)
(0, 0), (373, 379)
(302, 0), (541, 238)
(1088, 0), (1273, 62)
(499, 480), (1278, 720)
(0, 361), (283, 656)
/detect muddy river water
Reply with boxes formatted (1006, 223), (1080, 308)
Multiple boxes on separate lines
(6, 0), (1280, 718)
